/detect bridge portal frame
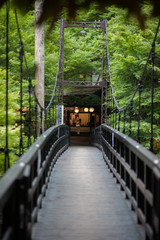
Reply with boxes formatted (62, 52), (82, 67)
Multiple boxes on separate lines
(60, 19), (107, 124)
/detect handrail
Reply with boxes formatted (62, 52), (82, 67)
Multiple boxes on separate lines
(92, 124), (160, 240)
(0, 124), (70, 240)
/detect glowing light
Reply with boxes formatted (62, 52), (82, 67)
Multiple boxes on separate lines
(74, 107), (79, 113)
(84, 108), (88, 112)
(89, 107), (94, 112)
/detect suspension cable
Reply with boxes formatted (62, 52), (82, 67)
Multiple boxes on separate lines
(15, 10), (63, 111)
(45, 18), (64, 110)
(5, 0), (9, 172)
(105, 19), (160, 113)
(19, 39), (24, 156)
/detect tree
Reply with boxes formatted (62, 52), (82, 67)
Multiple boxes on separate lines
(0, 0), (160, 29)
(35, 0), (45, 134)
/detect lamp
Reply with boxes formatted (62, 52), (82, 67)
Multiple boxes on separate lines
(84, 108), (88, 112)
(74, 107), (79, 113)
(89, 107), (94, 112)
(80, 27), (86, 34)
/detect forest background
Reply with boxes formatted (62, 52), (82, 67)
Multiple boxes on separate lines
(0, 1), (160, 175)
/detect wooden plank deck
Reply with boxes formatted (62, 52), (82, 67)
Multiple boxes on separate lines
(32, 146), (144, 240)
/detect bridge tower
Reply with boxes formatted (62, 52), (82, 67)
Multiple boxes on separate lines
(59, 19), (107, 124)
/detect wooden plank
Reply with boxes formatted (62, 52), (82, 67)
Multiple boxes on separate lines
(32, 146), (144, 240)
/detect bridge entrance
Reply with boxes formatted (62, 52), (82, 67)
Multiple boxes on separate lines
(64, 106), (100, 136)
(64, 103), (101, 146)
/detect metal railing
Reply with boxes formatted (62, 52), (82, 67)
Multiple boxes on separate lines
(0, 124), (70, 240)
(92, 124), (160, 240)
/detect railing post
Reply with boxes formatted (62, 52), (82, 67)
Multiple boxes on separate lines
(153, 166), (160, 240)
(99, 125), (102, 146)
(66, 126), (70, 146)
(18, 165), (31, 240)
(57, 126), (60, 139)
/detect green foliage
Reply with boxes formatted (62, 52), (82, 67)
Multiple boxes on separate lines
(0, 68), (20, 175)
(103, 5), (160, 155)
(63, 27), (103, 81)
(0, 1), (160, 175)
(0, 7), (36, 174)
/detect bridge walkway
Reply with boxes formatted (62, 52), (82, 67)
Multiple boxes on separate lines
(32, 146), (144, 240)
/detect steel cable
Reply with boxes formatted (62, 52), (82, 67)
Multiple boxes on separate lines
(5, 0), (9, 171)
(15, 10), (63, 111)
(105, 19), (160, 113)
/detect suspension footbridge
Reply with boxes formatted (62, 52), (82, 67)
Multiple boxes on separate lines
(0, 7), (160, 240)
